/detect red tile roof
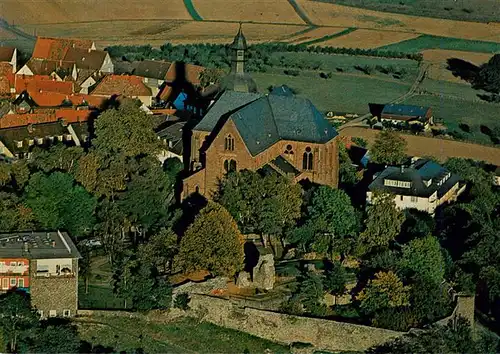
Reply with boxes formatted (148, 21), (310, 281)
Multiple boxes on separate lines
(0, 63), (14, 96)
(158, 85), (173, 101)
(15, 75), (74, 94)
(165, 62), (204, 85)
(21, 90), (104, 108)
(0, 113), (55, 129)
(90, 75), (152, 97)
(24, 58), (75, 77)
(0, 47), (15, 62)
(54, 109), (92, 123)
(32, 37), (94, 60)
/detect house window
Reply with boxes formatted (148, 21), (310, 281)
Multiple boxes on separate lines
(224, 135), (235, 151)
(18, 278), (24, 288)
(63, 309), (71, 317)
(302, 147), (313, 170)
(37, 310), (44, 318)
(10, 262), (16, 267)
(49, 310), (57, 317)
(224, 159), (237, 173)
(10, 278), (16, 286)
(400, 195), (404, 201)
(36, 138), (44, 145)
(284, 144), (294, 155)
(411, 196), (418, 203)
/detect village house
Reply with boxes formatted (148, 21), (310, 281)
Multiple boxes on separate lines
(156, 121), (185, 163)
(366, 158), (465, 214)
(183, 27), (339, 198)
(0, 230), (80, 318)
(377, 103), (433, 130)
(89, 74), (154, 106)
(0, 47), (17, 73)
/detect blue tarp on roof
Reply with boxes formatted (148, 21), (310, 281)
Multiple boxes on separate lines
(173, 92), (188, 110)
(382, 104), (430, 117)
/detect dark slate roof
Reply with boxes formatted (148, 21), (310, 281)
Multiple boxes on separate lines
(382, 104), (431, 118)
(156, 121), (185, 156)
(368, 159), (460, 198)
(194, 90), (263, 132)
(0, 121), (69, 154)
(231, 25), (247, 50)
(0, 231), (80, 259)
(132, 60), (172, 80)
(270, 155), (300, 176)
(270, 85), (294, 97)
(221, 72), (258, 93)
(231, 94), (338, 155)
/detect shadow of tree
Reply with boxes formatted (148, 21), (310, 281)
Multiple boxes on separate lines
(446, 58), (479, 82)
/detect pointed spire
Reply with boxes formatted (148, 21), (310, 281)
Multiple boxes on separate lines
(231, 22), (247, 50)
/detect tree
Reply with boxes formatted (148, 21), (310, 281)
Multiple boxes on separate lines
(358, 194), (404, 254)
(0, 292), (38, 352)
(370, 130), (407, 165)
(178, 202), (244, 277)
(79, 246), (92, 294)
(338, 143), (360, 186)
(29, 324), (81, 353)
(0, 192), (34, 232)
(474, 54), (500, 94)
(216, 170), (302, 238)
(30, 145), (84, 175)
(324, 261), (348, 296)
(307, 186), (359, 257)
(113, 251), (172, 311)
(25, 172), (97, 237)
(357, 271), (410, 315)
(401, 235), (445, 285)
(368, 317), (498, 354)
(199, 67), (224, 88)
(138, 228), (179, 273)
(297, 272), (327, 316)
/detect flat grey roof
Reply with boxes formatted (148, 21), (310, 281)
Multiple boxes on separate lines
(0, 231), (81, 259)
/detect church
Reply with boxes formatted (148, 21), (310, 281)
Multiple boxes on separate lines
(182, 27), (340, 198)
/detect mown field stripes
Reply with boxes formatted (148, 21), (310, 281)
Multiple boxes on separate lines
(286, 0), (314, 26)
(301, 27), (357, 46)
(183, 0), (203, 21)
(278, 26), (317, 42)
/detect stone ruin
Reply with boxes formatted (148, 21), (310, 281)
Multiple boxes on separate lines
(236, 252), (275, 291)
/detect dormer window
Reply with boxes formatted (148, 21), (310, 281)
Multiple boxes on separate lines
(16, 140), (23, 148)
(65, 134), (72, 141)
(284, 144), (294, 155)
(224, 134), (235, 151)
(36, 138), (44, 145)
(28, 139), (34, 146)
(423, 179), (432, 187)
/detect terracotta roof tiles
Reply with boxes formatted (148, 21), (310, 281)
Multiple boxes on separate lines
(0, 113), (54, 129)
(0, 63), (14, 96)
(32, 37), (94, 60)
(15, 75), (74, 94)
(90, 74), (152, 97)
(24, 58), (75, 77)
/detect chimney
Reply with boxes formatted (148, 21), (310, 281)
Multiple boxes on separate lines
(59, 59), (62, 66)
(24, 242), (29, 253)
(401, 165), (405, 173)
(88, 48), (91, 53)
(51, 241), (56, 248)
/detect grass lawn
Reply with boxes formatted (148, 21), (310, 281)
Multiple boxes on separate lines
(377, 35), (500, 53)
(76, 315), (289, 353)
(403, 94), (500, 145)
(253, 70), (411, 112)
(271, 52), (420, 78)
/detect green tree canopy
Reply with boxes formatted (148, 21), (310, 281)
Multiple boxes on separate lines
(357, 271), (411, 315)
(216, 170), (302, 236)
(401, 235), (445, 285)
(138, 228), (179, 274)
(0, 192), (34, 232)
(370, 130), (407, 165)
(25, 172), (97, 237)
(0, 292), (38, 352)
(358, 194), (405, 254)
(324, 261), (348, 296)
(178, 202), (244, 277)
(338, 143), (361, 186)
(29, 324), (81, 354)
(30, 145), (84, 175)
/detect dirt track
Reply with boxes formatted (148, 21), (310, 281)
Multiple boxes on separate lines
(339, 127), (500, 166)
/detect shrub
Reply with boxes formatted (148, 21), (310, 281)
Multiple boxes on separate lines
(459, 123), (471, 133)
(352, 137), (368, 148)
(173, 293), (190, 310)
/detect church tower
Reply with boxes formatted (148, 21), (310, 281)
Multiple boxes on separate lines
(230, 24), (247, 74)
(221, 24), (257, 93)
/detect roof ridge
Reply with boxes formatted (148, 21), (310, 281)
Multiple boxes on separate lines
(265, 95), (281, 140)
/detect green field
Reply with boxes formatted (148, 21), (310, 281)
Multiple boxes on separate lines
(403, 93), (500, 144)
(76, 316), (289, 353)
(420, 79), (485, 102)
(313, 0), (500, 23)
(253, 70), (411, 112)
(377, 35), (500, 53)
(271, 52), (420, 77)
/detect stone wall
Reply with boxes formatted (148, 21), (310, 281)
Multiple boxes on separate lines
(189, 294), (404, 352)
(30, 259), (78, 318)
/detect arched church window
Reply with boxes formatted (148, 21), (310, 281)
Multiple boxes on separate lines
(224, 134), (235, 151)
(284, 144), (294, 155)
(302, 147), (313, 170)
(224, 159), (237, 173)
